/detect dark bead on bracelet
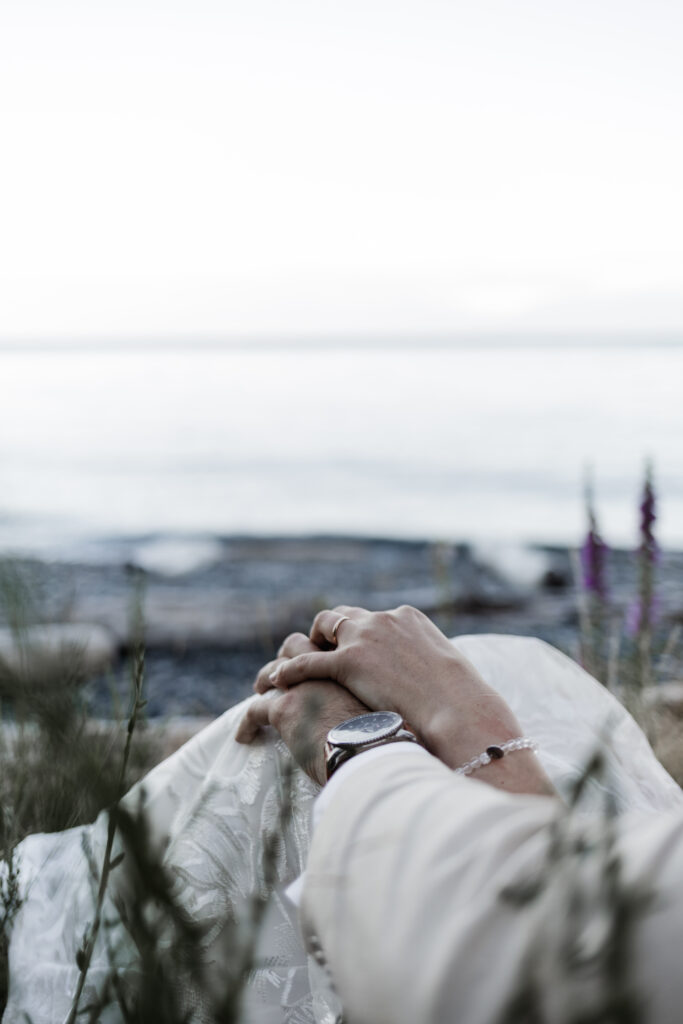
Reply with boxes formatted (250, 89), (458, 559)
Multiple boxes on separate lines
(486, 745), (505, 760)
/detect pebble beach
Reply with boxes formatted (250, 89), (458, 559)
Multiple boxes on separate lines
(3, 535), (683, 721)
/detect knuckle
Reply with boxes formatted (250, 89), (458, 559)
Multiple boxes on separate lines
(273, 689), (296, 723)
(342, 642), (363, 671)
(278, 632), (308, 657)
(311, 611), (328, 635)
(299, 653), (313, 676)
(285, 653), (307, 681)
(255, 659), (279, 687)
(371, 610), (393, 629)
(395, 603), (411, 614)
(396, 603), (421, 619)
(270, 701), (285, 729)
(358, 622), (376, 644)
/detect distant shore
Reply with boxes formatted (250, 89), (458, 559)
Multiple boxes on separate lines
(2, 535), (683, 718)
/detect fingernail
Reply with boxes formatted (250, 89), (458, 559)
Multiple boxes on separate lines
(269, 669), (280, 684)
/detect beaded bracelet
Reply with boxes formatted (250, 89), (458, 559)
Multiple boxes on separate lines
(454, 738), (538, 776)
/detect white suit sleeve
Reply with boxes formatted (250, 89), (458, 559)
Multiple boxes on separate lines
(299, 748), (683, 1024)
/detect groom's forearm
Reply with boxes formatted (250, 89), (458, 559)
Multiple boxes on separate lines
(300, 747), (683, 1024)
(300, 746), (558, 1024)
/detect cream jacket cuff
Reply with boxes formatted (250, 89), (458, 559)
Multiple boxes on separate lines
(286, 742), (430, 908)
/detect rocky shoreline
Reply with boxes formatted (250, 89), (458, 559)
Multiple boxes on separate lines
(2, 535), (683, 719)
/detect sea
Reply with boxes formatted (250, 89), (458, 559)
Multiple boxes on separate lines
(2, 341), (682, 564)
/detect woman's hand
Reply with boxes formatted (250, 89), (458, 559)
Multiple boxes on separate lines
(256, 606), (556, 795)
(237, 631), (368, 786)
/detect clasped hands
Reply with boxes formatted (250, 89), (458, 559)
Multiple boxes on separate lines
(236, 604), (555, 796)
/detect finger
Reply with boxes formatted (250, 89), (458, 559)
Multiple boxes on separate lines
(235, 695), (277, 743)
(309, 606), (364, 649)
(278, 632), (318, 658)
(254, 657), (286, 694)
(271, 649), (340, 689)
(255, 635), (321, 694)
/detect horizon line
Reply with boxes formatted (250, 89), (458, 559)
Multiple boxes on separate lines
(3, 331), (683, 353)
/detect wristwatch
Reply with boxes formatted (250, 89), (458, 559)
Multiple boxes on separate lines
(324, 711), (420, 780)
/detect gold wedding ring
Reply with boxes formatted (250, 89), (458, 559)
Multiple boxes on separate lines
(331, 615), (350, 645)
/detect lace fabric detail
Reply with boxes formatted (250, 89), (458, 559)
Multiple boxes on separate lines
(3, 701), (339, 1024)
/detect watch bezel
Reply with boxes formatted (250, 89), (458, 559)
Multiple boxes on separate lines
(327, 711), (403, 749)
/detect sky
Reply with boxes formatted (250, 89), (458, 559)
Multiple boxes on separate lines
(1, 0), (683, 342)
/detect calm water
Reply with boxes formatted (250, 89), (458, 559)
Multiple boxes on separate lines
(1, 344), (682, 557)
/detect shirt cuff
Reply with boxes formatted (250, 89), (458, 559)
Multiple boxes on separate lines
(285, 742), (434, 908)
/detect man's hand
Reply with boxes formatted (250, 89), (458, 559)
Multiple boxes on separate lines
(236, 632), (368, 786)
(255, 606), (555, 795)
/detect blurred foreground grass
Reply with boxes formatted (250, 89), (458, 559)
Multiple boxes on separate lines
(0, 567), (165, 844)
(0, 570), (271, 1022)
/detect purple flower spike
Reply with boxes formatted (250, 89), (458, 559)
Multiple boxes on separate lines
(639, 471), (658, 566)
(634, 463), (658, 635)
(580, 515), (609, 600)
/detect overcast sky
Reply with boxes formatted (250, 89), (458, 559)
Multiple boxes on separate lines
(1, 0), (682, 342)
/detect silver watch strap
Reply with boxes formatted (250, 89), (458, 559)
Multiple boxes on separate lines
(326, 729), (419, 780)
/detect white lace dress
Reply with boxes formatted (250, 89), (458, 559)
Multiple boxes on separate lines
(4, 635), (682, 1024)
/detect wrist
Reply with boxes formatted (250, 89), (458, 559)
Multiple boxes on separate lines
(422, 695), (557, 797)
(423, 706), (520, 770)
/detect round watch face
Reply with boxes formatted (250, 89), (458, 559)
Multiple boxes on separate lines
(327, 711), (402, 748)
